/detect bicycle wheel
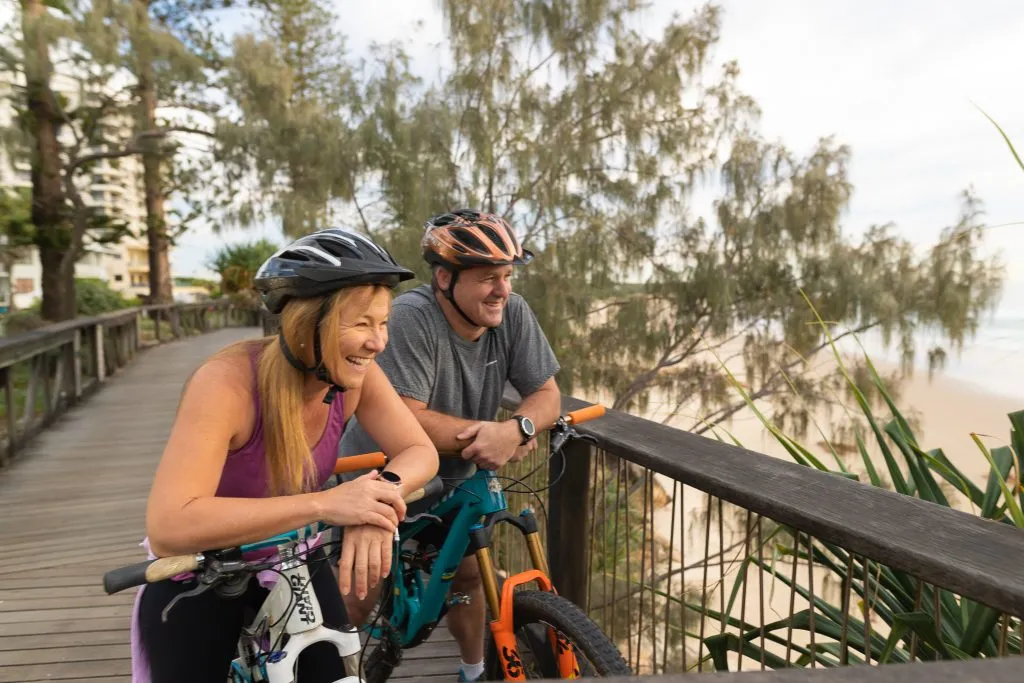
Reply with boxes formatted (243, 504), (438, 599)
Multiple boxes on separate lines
(484, 590), (631, 679)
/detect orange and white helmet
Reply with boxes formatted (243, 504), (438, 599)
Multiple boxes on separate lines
(421, 209), (534, 269)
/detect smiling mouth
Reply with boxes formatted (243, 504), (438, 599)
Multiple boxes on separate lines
(483, 300), (504, 309)
(346, 356), (371, 368)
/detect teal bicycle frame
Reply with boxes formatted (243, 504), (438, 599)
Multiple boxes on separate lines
(375, 464), (534, 647)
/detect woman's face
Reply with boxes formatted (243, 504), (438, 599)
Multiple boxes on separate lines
(330, 286), (392, 390)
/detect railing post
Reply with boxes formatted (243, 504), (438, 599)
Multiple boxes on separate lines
(95, 323), (106, 383)
(2, 367), (13, 465)
(71, 329), (82, 403)
(547, 436), (592, 610)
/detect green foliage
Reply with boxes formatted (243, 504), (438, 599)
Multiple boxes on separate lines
(74, 277), (133, 316)
(975, 104), (1024, 177)
(208, 238), (278, 297)
(2, 309), (47, 335)
(0, 187), (36, 252)
(211, 0), (359, 236)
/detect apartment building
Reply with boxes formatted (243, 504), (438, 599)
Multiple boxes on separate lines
(0, 71), (171, 312)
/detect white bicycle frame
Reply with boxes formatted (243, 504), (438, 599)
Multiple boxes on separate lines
(229, 545), (364, 683)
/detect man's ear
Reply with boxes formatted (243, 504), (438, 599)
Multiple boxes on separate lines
(435, 267), (453, 292)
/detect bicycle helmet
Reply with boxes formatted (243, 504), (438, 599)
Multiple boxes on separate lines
(254, 228), (414, 404)
(421, 209), (533, 327)
(421, 209), (533, 268)
(255, 228), (414, 315)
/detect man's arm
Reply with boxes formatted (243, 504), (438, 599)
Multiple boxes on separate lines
(458, 378), (562, 469)
(510, 376), (561, 432)
(400, 377), (560, 463)
(398, 397), (479, 454)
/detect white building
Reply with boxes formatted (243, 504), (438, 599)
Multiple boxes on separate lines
(0, 68), (180, 312)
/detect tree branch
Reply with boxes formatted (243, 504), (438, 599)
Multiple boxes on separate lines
(352, 193), (377, 241)
(67, 126), (215, 173)
(691, 320), (882, 433)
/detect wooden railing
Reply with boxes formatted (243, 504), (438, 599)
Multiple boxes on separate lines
(497, 394), (1024, 679)
(0, 300), (259, 466)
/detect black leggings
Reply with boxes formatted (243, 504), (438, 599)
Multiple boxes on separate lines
(138, 548), (351, 683)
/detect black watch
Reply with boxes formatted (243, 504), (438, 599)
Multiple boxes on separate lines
(511, 414), (536, 445)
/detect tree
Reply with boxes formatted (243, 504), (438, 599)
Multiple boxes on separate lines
(16, 0), (68, 321)
(361, 0), (1003, 433)
(208, 238), (278, 300)
(1, 0), (213, 321)
(212, 0), (358, 237)
(120, 0), (213, 304)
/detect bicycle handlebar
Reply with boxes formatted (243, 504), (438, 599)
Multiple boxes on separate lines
(333, 451), (387, 475)
(565, 403), (605, 425)
(103, 554), (202, 595)
(102, 477), (443, 596)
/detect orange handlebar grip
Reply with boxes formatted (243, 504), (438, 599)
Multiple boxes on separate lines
(333, 451), (387, 475)
(565, 404), (605, 426)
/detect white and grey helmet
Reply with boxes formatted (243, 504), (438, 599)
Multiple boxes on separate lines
(254, 228), (414, 314)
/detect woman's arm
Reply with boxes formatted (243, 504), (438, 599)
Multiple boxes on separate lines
(146, 357), (403, 557)
(354, 362), (440, 496)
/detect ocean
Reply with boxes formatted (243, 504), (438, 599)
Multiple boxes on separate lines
(856, 280), (1023, 402)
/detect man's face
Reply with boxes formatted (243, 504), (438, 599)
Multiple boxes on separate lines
(444, 264), (514, 328)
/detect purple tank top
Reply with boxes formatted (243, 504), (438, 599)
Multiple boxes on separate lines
(215, 349), (347, 498)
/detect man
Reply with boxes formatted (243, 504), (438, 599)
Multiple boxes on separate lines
(338, 209), (562, 681)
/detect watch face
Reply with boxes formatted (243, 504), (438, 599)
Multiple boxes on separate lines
(521, 416), (535, 436)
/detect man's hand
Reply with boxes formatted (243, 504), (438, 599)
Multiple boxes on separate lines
(457, 420), (522, 470)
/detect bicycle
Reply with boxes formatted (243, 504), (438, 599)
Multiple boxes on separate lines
(102, 403), (629, 681)
(102, 461), (443, 683)
(353, 403), (631, 681)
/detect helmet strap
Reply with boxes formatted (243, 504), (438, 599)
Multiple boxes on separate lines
(440, 268), (484, 329)
(277, 297), (347, 405)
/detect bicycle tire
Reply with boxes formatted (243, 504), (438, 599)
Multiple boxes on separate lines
(484, 590), (631, 679)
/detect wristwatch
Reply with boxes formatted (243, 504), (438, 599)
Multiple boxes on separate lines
(378, 469), (403, 488)
(511, 415), (536, 445)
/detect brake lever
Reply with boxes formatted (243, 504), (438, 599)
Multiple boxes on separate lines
(159, 556), (249, 623)
(161, 575), (220, 623)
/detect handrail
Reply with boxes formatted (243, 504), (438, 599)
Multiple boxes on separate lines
(0, 299), (259, 467)
(0, 300), (250, 368)
(541, 393), (1024, 620)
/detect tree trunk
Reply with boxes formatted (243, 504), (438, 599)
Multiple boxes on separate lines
(40, 246), (75, 320)
(23, 0), (74, 321)
(134, 0), (173, 306)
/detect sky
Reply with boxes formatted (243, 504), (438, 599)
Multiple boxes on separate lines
(174, 0), (1024, 318)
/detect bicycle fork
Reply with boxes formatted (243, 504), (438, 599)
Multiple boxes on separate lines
(470, 509), (580, 681)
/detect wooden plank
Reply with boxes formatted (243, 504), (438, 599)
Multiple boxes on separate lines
(0, 643), (127, 666)
(0, 630), (127, 652)
(0, 592), (136, 612)
(0, 658), (132, 682)
(0, 616), (129, 637)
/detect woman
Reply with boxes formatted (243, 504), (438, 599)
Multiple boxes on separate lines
(132, 228), (439, 682)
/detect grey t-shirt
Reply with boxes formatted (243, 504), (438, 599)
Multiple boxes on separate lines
(338, 284), (560, 481)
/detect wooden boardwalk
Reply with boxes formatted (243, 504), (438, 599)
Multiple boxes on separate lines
(0, 327), (460, 682)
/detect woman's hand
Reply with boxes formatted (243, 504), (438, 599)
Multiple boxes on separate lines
(338, 524), (395, 600)
(317, 470), (406, 531)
